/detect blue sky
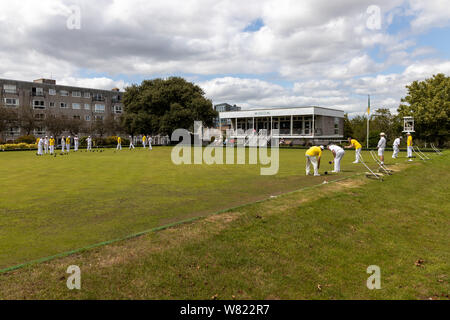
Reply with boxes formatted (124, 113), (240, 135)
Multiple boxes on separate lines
(0, 0), (449, 115)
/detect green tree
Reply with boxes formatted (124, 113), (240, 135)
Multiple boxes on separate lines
(343, 113), (353, 138)
(19, 105), (37, 135)
(0, 107), (18, 141)
(43, 111), (66, 137)
(122, 77), (217, 135)
(370, 108), (402, 144)
(398, 73), (449, 145)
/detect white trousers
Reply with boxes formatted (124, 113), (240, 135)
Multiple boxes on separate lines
(392, 146), (399, 158)
(37, 146), (43, 155)
(378, 148), (385, 157)
(50, 146), (54, 154)
(66, 144), (70, 152)
(355, 148), (362, 163)
(87, 144), (92, 151)
(149, 142), (152, 150)
(334, 150), (345, 172)
(143, 142), (146, 148)
(44, 145), (49, 154)
(61, 144), (65, 151)
(306, 155), (319, 176)
(407, 146), (413, 158)
(117, 143), (122, 150)
(130, 143), (135, 149)
(74, 143), (78, 151)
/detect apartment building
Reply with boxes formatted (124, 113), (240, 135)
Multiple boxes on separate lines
(213, 103), (241, 129)
(0, 78), (124, 138)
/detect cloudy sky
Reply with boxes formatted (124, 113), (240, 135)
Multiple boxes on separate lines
(0, 0), (449, 115)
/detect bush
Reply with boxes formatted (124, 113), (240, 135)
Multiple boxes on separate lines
(16, 135), (36, 144)
(0, 143), (37, 151)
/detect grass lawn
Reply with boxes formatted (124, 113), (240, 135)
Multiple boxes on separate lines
(0, 146), (378, 270)
(0, 147), (448, 299)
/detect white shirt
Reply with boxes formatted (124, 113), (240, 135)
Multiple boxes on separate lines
(393, 138), (401, 147)
(328, 145), (344, 154)
(377, 137), (386, 149)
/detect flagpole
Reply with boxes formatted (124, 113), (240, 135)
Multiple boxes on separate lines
(367, 95), (370, 149)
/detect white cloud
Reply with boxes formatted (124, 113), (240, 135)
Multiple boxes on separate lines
(408, 0), (450, 32)
(0, 0), (448, 116)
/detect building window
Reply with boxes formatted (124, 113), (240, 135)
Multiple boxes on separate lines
(33, 100), (46, 109)
(34, 113), (45, 120)
(32, 87), (44, 96)
(4, 98), (19, 106)
(84, 104), (90, 110)
(3, 84), (16, 94)
(334, 117), (339, 135)
(72, 91), (81, 97)
(73, 115), (81, 120)
(60, 90), (69, 96)
(95, 115), (104, 121)
(113, 105), (122, 114)
(84, 92), (90, 98)
(60, 102), (68, 109)
(94, 104), (105, 113)
(49, 102), (55, 107)
(72, 103), (81, 109)
(34, 127), (46, 135)
(93, 93), (105, 101)
(49, 89), (56, 95)
(8, 127), (20, 136)
(85, 115), (91, 121)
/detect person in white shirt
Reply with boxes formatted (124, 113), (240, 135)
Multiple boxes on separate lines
(37, 137), (44, 156)
(129, 136), (135, 149)
(74, 136), (79, 151)
(148, 135), (152, 150)
(87, 136), (92, 151)
(377, 132), (387, 165)
(327, 144), (345, 173)
(61, 136), (66, 152)
(43, 136), (49, 154)
(392, 136), (402, 159)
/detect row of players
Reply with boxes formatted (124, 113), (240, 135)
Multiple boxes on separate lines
(35, 135), (154, 155)
(305, 133), (415, 176)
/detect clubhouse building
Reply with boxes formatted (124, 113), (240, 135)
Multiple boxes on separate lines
(219, 106), (345, 145)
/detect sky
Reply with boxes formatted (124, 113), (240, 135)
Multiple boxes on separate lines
(0, 0), (449, 116)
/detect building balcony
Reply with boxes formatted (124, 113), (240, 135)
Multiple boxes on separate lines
(3, 89), (19, 95)
(92, 96), (106, 102)
(30, 92), (46, 97)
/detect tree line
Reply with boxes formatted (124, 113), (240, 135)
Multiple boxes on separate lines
(0, 105), (123, 142)
(345, 73), (449, 147)
(1, 74), (448, 146)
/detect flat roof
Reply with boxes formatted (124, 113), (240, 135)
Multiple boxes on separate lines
(0, 78), (123, 94)
(220, 106), (344, 119)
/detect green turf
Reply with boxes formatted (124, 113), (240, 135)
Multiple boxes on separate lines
(0, 147), (384, 270)
(0, 150), (447, 299)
